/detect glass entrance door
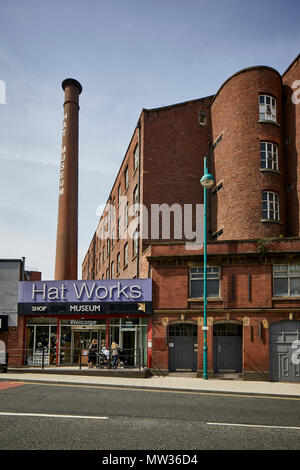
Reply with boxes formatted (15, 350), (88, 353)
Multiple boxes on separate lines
(73, 330), (99, 364)
(71, 329), (107, 364)
(122, 330), (136, 366)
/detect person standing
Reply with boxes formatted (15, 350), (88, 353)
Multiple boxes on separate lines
(111, 341), (120, 369)
(88, 339), (98, 369)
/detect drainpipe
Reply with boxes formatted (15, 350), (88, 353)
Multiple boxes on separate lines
(108, 195), (112, 278)
(207, 145), (213, 239)
(136, 120), (141, 279)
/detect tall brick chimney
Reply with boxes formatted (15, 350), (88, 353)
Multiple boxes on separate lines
(54, 78), (82, 280)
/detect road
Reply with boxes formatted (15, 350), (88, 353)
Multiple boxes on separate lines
(0, 380), (299, 451)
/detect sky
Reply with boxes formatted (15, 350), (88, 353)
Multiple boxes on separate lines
(0, 0), (299, 280)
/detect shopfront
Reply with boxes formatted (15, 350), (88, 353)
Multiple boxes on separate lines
(18, 279), (152, 367)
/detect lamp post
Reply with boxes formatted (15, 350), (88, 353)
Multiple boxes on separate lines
(200, 156), (214, 380)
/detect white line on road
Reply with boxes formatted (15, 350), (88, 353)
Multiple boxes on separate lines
(207, 422), (300, 430)
(0, 412), (108, 420)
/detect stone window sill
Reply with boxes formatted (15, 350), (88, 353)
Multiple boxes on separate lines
(272, 296), (300, 300)
(188, 297), (222, 302)
(260, 168), (280, 175)
(258, 119), (280, 127)
(261, 219), (283, 224)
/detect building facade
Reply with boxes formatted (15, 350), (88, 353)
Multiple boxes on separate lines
(0, 259), (41, 367)
(80, 54), (299, 381)
(17, 278), (152, 369)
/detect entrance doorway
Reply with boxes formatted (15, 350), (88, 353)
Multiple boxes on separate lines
(213, 323), (242, 373)
(169, 323), (197, 372)
(122, 330), (135, 366)
(73, 330), (99, 364)
(269, 321), (300, 382)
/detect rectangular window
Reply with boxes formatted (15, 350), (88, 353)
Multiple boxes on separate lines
(199, 110), (207, 126)
(134, 145), (139, 170)
(106, 268), (110, 279)
(111, 198), (116, 225)
(124, 243), (128, 267)
(133, 185), (139, 214)
(118, 216), (121, 239)
(133, 230), (139, 257)
(260, 142), (278, 170)
(190, 267), (220, 298)
(111, 228), (115, 249)
(124, 202), (128, 228)
(111, 261), (115, 279)
(262, 191), (280, 221)
(118, 184), (121, 205)
(273, 264), (300, 296)
(259, 95), (277, 122)
(117, 253), (120, 274)
(125, 166), (129, 190)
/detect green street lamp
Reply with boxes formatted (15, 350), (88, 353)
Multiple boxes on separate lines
(200, 156), (214, 380)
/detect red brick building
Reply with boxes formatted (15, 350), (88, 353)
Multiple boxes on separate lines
(83, 54), (300, 382)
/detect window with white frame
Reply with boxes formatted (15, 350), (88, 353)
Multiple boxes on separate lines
(259, 95), (277, 122)
(260, 142), (278, 170)
(111, 198), (116, 223)
(124, 243), (128, 267)
(190, 267), (220, 298)
(134, 145), (139, 170)
(273, 264), (300, 296)
(199, 110), (207, 126)
(125, 166), (129, 190)
(133, 230), (139, 257)
(133, 185), (139, 214)
(262, 191), (280, 221)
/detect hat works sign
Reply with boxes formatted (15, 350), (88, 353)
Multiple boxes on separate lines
(18, 279), (152, 315)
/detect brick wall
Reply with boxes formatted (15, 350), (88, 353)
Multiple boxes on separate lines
(211, 66), (285, 240)
(282, 54), (300, 236)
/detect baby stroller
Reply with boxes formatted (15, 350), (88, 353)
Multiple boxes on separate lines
(96, 348), (110, 369)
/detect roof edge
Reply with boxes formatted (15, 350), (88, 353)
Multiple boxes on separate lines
(282, 53), (300, 77)
(144, 94), (215, 113)
(211, 65), (281, 106)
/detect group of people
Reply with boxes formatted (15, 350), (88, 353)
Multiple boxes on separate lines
(88, 340), (120, 369)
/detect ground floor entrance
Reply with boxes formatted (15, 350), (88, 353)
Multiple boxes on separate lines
(24, 316), (149, 368)
(169, 323), (197, 372)
(213, 323), (243, 373)
(269, 320), (300, 382)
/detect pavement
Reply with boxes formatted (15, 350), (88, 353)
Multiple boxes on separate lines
(1, 369), (300, 398)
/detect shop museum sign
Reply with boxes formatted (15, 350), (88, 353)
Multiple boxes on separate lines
(18, 279), (152, 315)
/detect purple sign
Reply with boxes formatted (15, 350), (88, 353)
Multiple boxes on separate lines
(18, 279), (152, 303)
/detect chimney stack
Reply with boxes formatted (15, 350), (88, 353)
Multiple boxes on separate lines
(54, 78), (82, 280)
